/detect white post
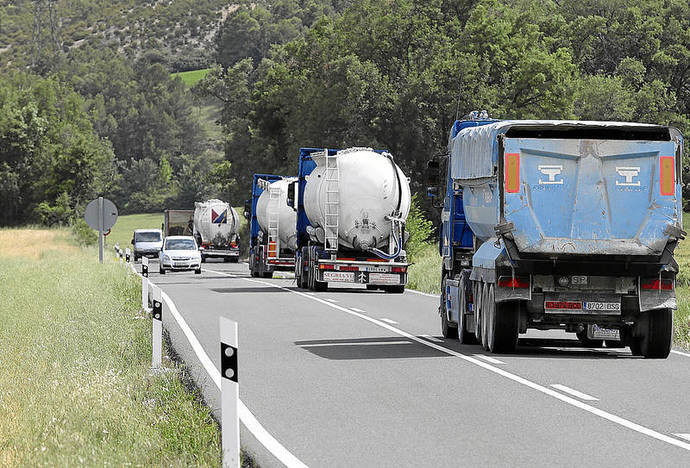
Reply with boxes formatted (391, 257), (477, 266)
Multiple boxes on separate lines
(142, 256), (149, 278)
(151, 286), (162, 369)
(220, 317), (239, 468)
(125, 248), (131, 263)
(141, 275), (149, 312)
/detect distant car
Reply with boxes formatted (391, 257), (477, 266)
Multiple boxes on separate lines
(159, 236), (202, 275)
(131, 229), (163, 261)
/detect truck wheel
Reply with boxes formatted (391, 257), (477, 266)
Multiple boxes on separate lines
(487, 292), (519, 353)
(480, 283), (490, 351)
(230, 257), (239, 263)
(224, 257), (230, 263)
(576, 330), (603, 348)
(473, 282), (483, 343)
(440, 276), (458, 338)
(639, 309), (672, 358)
(457, 274), (476, 345)
(262, 272), (273, 278)
(314, 280), (328, 292)
(384, 285), (405, 294)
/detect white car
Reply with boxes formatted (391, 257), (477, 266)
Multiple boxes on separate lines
(159, 236), (202, 275)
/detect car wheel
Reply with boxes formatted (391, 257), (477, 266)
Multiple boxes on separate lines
(195, 268), (202, 275)
(159, 266), (166, 275)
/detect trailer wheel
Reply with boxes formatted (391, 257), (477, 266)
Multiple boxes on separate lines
(440, 276), (458, 339)
(638, 309), (672, 358)
(473, 282), (483, 343)
(480, 283), (490, 350)
(457, 274), (476, 345)
(487, 292), (519, 353)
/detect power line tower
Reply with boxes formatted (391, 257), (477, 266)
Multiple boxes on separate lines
(32, 0), (62, 71)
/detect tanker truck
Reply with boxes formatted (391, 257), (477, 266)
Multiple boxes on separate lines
(430, 113), (683, 358)
(292, 147), (411, 293)
(244, 174), (298, 278)
(193, 199), (240, 262)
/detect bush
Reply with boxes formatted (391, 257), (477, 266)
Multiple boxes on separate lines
(34, 192), (74, 227)
(405, 194), (435, 261)
(71, 218), (98, 246)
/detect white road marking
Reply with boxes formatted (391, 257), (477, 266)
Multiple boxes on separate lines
(673, 434), (690, 442)
(474, 354), (505, 365)
(324, 298), (338, 303)
(350, 307), (365, 313)
(301, 341), (411, 347)
(671, 350), (690, 358)
(204, 268), (690, 453)
(407, 289), (439, 298)
(420, 334), (443, 343)
(379, 318), (398, 324)
(131, 266), (309, 468)
(550, 384), (599, 401)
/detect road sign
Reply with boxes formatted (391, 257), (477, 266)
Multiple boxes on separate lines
(84, 197), (118, 263)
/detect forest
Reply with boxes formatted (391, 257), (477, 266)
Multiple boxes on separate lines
(2, 0), (690, 225)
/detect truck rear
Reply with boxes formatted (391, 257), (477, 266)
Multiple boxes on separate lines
(193, 200), (240, 262)
(244, 174), (297, 278)
(433, 117), (683, 358)
(163, 210), (194, 237)
(293, 147), (410, 292)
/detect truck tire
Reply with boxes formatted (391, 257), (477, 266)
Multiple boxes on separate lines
(481, 283), (490, 351)
(639, 309), (672, 358)
(487, 291), (519, 353)
(314, 280), (328, 292)
(473, 281), (483, 343)
(384, 285), (405, 294)
(576, 330), (603, 348)
(457, 274), (476, 344)
(230, 257), (239, 263)
(440, 276), (458, 339)
(262, 271), (273, 279)
(223, 257), (231, 263)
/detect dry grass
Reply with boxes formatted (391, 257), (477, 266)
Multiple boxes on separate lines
(0, 228), (78, 259)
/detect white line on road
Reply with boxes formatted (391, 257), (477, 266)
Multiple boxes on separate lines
(133, 266), (308, 468)
(204, 268), (690, 453)
(550, 384), (599, 401)
(474, 354), (505, 365)
(421, 334), (444, 343)
(350, 307), (365, 313)
(407, 289), (439, 298)
(671, 350), (690, 358)
(379, 318), (398, 324)
(301, 341), (412, 347)
(324, 298), (338, 303)
(673, 434), (690, 442)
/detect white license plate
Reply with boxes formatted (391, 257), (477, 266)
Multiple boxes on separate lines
(362, 265), (390, 272)
(369, 273), (400, 285)
(588, 324), (620, 340)
(583, 302), (620, 312)
(323, 271), (355, 282)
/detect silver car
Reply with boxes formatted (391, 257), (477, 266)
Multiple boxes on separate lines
(159, 236), (202, 275)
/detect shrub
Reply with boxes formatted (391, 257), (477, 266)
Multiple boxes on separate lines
(71, 218), (98, 246)
(405, 194), (435, 261)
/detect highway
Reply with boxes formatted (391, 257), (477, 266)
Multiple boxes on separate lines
(138, 261), (690, 467)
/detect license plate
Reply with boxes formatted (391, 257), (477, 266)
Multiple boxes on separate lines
(583, 302), (620, 312)
(369, 273), (401, 285)
(588, 324), (620, 340)
(545, 301), (582, 311)
(323, 271), (354, 282)
(364, 265), (390, 272)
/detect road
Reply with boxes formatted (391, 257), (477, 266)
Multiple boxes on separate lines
(137, 260), (690, 467)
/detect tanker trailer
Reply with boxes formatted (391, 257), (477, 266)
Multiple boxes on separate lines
(193, 199), (240, 262)
(293, 147), (411, 292)
(430, 113), (683, 358)
(244, 174), (297, 278)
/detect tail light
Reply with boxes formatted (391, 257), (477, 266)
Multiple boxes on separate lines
(267, 241), (277, 258)
(318, 263), (335, 270)
(660, 156), (675, 196)
(339, 266), (359, 271)
(641, 278), (673, 290)
(504, 153), (520, 193)
(230, 241), (237, 248)
(391, 266), (407, 273)
(497, 276), (530, 288)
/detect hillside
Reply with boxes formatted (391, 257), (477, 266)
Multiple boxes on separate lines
(0, 0), (236, 71)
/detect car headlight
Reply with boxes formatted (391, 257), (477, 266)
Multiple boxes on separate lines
(163, 255), (171, 262)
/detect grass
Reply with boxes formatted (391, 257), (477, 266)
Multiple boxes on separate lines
(407, 243), (441, 296)
(171, 68), (212, 87)
(0, 228), (221, 465)
(106, 212), (164, 251)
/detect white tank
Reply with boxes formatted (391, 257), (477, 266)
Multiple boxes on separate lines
(303, 148), (411, 251)
(193, 199), (239, 247)
(256, 178), (298, 251)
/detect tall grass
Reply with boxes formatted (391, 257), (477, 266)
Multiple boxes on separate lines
(0, 229), (221, 465)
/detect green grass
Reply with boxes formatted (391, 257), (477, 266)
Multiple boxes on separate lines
(171, 68), (212, 87)
(0, 228), (221, 466)
(107, 212), (164, 251)
(407, 243), (441, 296)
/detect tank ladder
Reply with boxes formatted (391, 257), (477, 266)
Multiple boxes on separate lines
(267, 185), (281, 258)
(323, 148), (339, 255)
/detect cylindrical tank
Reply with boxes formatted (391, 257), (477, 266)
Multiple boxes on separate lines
(193, 199), (239, 247)
(256, 178), (298, 251)
(303, 148), (411, 251)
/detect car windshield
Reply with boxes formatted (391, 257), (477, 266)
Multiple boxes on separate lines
(135, 232), (161, 242)
(165, 239), (196, 250)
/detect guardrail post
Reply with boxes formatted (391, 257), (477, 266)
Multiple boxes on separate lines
(142, 275), (149, 312)
(125, 248), (131, 263)
(142, 256), (149, 277)
(151, 286), (163, 369)
(220, 317), (240, 468)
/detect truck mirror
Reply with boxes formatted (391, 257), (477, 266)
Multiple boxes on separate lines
(426, 160), (440, 185)
(243, 200), (251, 220)
(286, 180), (298, 212)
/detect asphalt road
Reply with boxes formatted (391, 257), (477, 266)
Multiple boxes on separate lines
(137, 260), (690, 467)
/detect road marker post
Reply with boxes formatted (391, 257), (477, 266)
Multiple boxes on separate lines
(142, 256), (149, 277)
(142, 275), (149, 312)
(125, 247), (131, 263)
(220, 317), (240, 468)
(151, 286), (163, 369)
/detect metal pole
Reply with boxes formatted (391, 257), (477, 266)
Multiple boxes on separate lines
(220, 317), (240, 468)
(98, 196), (104, 263)
(151, 286), (162, 369)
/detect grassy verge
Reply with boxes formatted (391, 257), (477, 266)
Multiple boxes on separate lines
(106, 212), (164, 250)
(171, 68), (212, 87)
(0, 228), (221, 465)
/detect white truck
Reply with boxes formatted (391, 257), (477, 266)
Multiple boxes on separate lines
(193, 199), (240, 263)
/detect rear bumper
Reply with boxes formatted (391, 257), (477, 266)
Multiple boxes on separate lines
(161, 261), (200, 271)
(314, 260), (408, 285)
(202, 248), (239, 258)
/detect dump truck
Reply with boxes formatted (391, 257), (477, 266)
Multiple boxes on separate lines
(244, 174), (297, 277)
(163, 209), (194, 237)
(430, 114), (683, 358)
(292, 147), (411, 292)
(193, 199), (240, 262)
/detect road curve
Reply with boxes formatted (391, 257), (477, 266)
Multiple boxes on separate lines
(138, 261), (690, 467)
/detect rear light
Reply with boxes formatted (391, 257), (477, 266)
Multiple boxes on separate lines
(391, 266), (407, 273)
(319, 263), (335, 270)
(338, 257), (356, 261)
(267, 241), (277, 258)
(504, 153), (520, 193)
(497, 276), (530, 288)
(641, 278), (673, 290)
(660, 156), (675, 196)
(339, 266), (359, 271)
(230, 242), (237, 248)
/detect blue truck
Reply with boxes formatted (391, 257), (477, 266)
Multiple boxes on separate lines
(244, 174), (296, 278)
(431, 115), (684, 358)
